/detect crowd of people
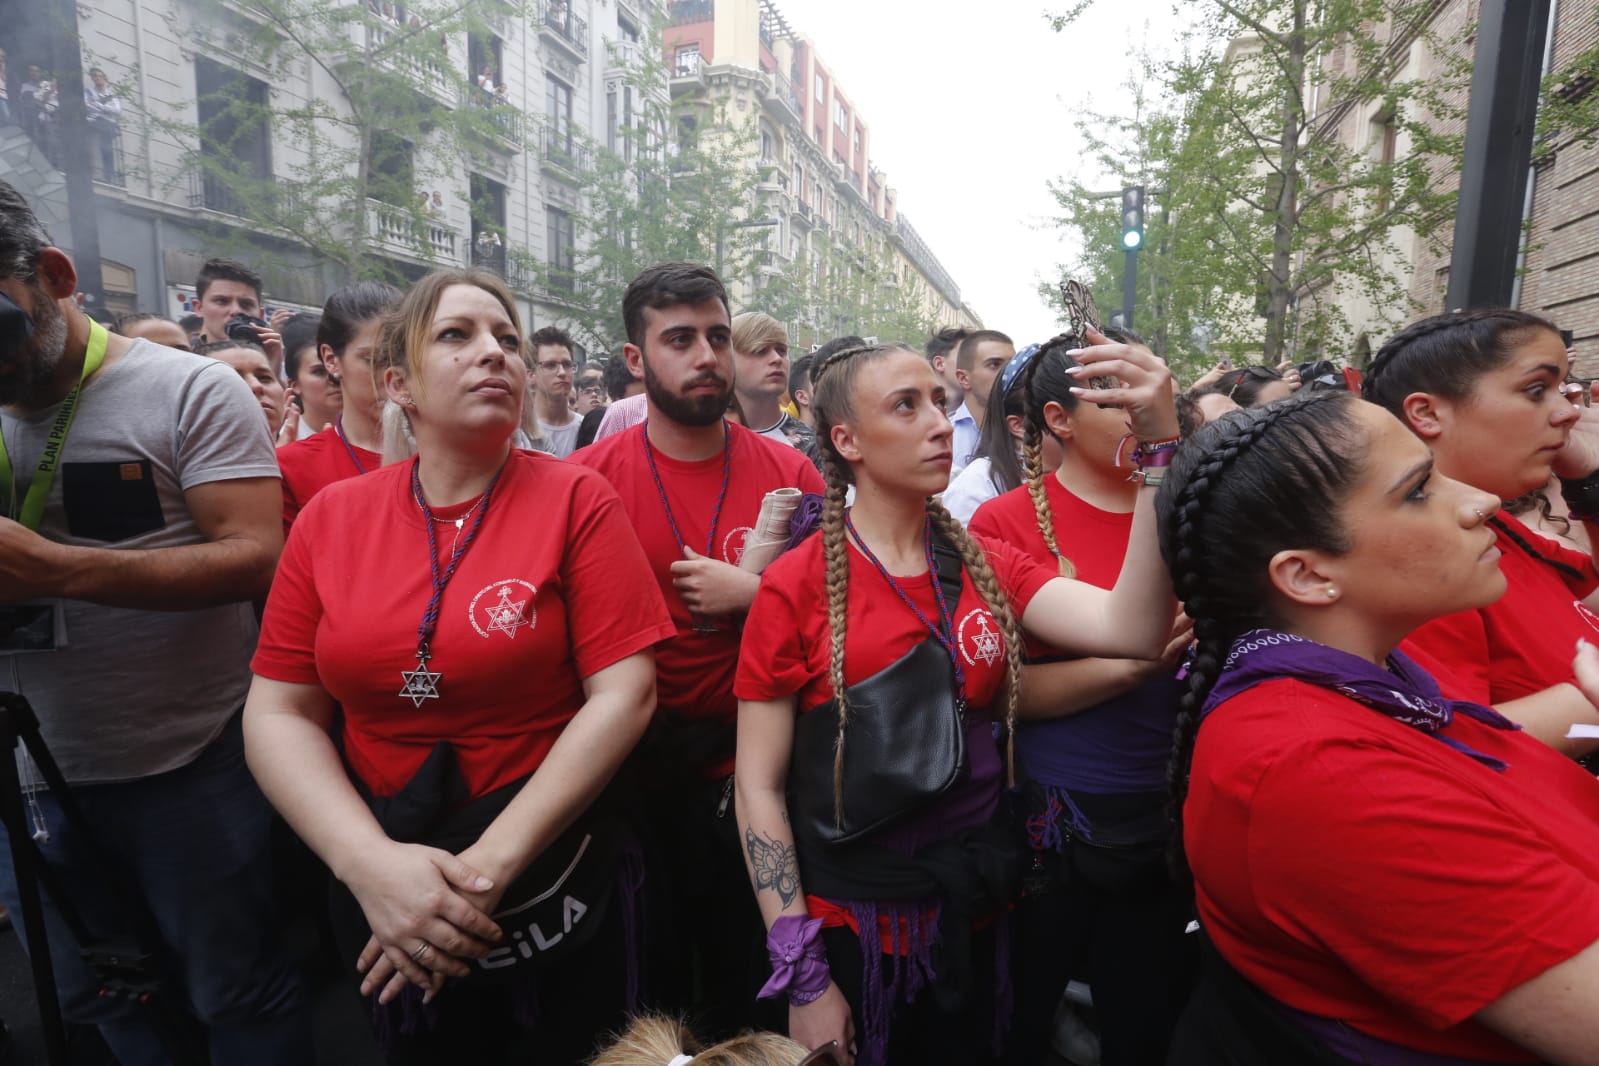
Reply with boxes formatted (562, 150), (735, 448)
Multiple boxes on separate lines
(7, 169), (1599, 1066)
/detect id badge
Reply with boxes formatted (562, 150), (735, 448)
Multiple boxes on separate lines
(0, 600), (67, 653)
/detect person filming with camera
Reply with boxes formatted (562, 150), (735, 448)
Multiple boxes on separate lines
(194, 257), (285, 378)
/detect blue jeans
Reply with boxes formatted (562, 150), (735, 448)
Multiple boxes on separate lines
(0, 713), (313, 1066)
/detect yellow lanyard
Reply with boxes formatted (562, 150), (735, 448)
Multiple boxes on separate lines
(0, 320), (109, 531)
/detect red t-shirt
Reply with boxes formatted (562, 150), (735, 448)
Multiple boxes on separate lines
(570, 422), (824, 725)
(252, 450), (677, 799)
(735, 531), (1054, 713)
(1402, 510), (1599, 704)
(1190, 677), (1599, 1061)
(277, 425), (380, 535)
(969, 477), (1131, 658)
(738, 528), (1055, 947)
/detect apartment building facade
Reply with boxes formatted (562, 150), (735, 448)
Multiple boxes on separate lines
(0, 0), (657, 347)
(1303, 1), (1599, 371)
(663, 0), (979, 342)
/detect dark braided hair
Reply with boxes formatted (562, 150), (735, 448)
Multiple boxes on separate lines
(1364, 308), (1577, 583)
(1155, 390), (1366, 877)
(1363, 309), (1558, 413)
(1017, 333), (1082, 577)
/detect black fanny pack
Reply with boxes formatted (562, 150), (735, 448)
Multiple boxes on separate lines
(342, 742), (626, 984)
(788, 540), (970, 846)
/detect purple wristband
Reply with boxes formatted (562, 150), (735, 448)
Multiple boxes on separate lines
(757, 915), (830, 1006)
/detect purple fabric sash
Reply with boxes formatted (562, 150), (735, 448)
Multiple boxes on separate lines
(1202, 630), (1519, 771)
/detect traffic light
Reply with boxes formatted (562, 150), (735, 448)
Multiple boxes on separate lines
(1120, 185), (1145, 250)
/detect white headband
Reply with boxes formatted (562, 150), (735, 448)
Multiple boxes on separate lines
(668, 1056), (695, 1066)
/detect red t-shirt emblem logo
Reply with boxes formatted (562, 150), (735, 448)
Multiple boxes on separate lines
(958, 609), (1004, 667)
(470, 579), (537, 639)
(722, 526), (754, 565)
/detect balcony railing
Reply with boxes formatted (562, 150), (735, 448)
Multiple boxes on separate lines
(540, 128), (589, 175)
(607, 39), (641, 73)
(674, 52), (702, 77)
(540, 4), (589, 59)
(763, 70), (801, 122)
(356, 17), (456, 104)
(194, 170), (247, 216)
(474, 101), (523, 147)
(367, 197), (458, 260)
(669, 0), (713, 24)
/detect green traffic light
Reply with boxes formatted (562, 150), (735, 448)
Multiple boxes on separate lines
(1122, 230), (1142, 250)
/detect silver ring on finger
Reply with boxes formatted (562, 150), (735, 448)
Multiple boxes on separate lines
(409, 941), (432, 964)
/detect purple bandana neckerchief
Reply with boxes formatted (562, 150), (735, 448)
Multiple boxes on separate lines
(1202, 629), (1520, 772)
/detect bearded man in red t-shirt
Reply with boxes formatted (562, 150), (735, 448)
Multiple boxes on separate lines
(571, 262), (823, 1036)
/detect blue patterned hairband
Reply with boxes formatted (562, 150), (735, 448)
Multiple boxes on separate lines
(999, 342), (1042, 398)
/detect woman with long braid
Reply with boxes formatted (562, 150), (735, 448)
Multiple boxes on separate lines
(734, 337), (1178, 1066)
(1364, 309), (1599, 751)
(1160, 390), (1599, 1064)
(968, 335), (1193, 1066)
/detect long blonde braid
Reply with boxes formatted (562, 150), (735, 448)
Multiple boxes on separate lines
(927, 499), (1024, 786)
(808, 341), (883, 830)
(819, 448), (853, 829)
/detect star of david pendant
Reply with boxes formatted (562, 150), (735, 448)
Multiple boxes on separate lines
(399, 655), (443, 707)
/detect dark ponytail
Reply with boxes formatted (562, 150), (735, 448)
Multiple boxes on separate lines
(317, 280), (402, 358)
(1155, 390), (1367, 876)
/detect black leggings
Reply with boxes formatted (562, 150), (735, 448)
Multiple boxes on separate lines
(822, 923), (1000, 1066)
(1003, 846), (1196, 1066)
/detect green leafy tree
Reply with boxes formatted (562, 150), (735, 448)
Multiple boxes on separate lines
(1046, 0), (1468, 369)
(1036, 57), (1218, 383)
(762, 231), (940, 348)
(1537, 4), (1599, 164)
(513, 21), (767, 352)
(149, 0), (525, 286)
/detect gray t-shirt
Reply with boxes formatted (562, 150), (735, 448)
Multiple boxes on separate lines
(0, 340), (281, 783)
(539, 415), (581, 459)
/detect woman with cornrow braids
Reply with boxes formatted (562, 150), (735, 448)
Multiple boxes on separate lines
(1363, 309), (1599, 754)
(1159, 389), (1599, 1064)
(733, 336), (1179, 1066)
(968, 334), (1194, 1066)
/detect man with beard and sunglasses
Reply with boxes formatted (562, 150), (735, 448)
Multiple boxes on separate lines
(572, 262), (822, 1037)
(0, 182), (310, 1063)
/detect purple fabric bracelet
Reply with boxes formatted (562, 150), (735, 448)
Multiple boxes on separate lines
(757, 915), (830, 1006)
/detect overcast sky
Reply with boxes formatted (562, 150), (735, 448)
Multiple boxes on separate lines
(777, 0), (1176, 344)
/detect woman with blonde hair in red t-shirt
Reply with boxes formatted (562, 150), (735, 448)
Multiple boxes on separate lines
(1160, 388), (1599, 1064)
(244, 268), (675, 1065)
(968, 333), (1194, 1066)
(734, 335), (1179, 1066)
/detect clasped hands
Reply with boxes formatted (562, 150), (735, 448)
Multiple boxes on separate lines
(348, 839), (508, 1004)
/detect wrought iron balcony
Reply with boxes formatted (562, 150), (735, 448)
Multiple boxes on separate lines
(540, 128), (590, 176)
(540, 4), (589, 59)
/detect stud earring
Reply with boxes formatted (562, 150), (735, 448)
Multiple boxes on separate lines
(1326, 587), (1338, 598)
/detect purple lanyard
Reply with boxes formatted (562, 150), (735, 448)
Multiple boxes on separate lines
(641, 421), (731, 557)
(845, 512), (967, 694)
(397, 459), (502, 706)
(333, 414), (368, 475)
